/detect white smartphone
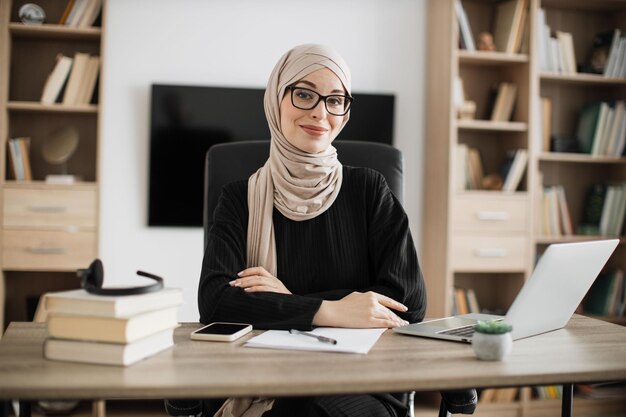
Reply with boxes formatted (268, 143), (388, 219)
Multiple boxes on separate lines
(190, 322), (252, 342)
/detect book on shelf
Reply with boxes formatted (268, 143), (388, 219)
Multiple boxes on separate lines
(43, 287), (183, 318)
(556, 31), (577, 74)
(536, 8), (550, 71)
(76, 55), (100, 105)
(454, 0), (475, 51)
(40, 54), (73, 105)
(454, 287), (469, 315)
(544, 186), (562, 236)
(578, 182), (626, 236)
(59, 0), (76, 24)
(576, 101), (626, 157)
(48, 306), (179, 344)
(455, 144), (485, 191)
(493, 0), (527, 54)
(6, 137), (32, 181)
(542, 185), (573, 237)
(577, 382), (626, 399)
(490, 82), (517, 122)
(451, 287), (480, 316)
(605, 101), (626, 157)
(533, 385), (562, 400)
(541, 97), (552, 152)
(44, 327), (175, 366)
(480, 387), (519, 403)
(18, 138), (33, 181)
(63, 0), (90, 27)
(455, 143), (469, 191)
(583, 268), (625, 317)
(555, 185), (573, 236)
(501, 149), (527, 192)
(62, 52), (90, 105)
(77, 0), (102, 28)
(467, 147), (484, 190)
(604, 29), (623, 78)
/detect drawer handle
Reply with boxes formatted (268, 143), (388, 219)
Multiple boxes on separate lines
(28, 247), (67, 255)
(28, 205), (67, 213)
(475, 248), (507, 258)
(476, 211), (509, 221)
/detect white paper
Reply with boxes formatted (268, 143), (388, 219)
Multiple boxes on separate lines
(244, 327), (386, 354)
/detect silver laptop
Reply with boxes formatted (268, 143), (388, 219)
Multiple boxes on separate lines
(394, 239), (619, 343)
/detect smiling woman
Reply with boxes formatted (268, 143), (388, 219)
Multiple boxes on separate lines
(198, 44), (425, 417)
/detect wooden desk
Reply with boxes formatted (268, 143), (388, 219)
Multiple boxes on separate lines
(1, 316), (625, 410)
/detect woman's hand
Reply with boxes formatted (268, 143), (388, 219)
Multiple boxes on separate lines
(229, 266), (292, 294)
(313, 291), (409, 328)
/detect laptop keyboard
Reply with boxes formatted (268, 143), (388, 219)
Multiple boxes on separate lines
(438, 325), (475, 338)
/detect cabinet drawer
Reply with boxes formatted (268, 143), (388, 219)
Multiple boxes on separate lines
(450, 236), (527, 272)
(2, 230), (96, 270)
(3, 188), (96, 229)
(452, 195), (527, 232)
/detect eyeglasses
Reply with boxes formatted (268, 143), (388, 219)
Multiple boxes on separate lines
(286, 86), (353, 116)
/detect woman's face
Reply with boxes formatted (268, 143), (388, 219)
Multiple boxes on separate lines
(280, 68), (347, 154)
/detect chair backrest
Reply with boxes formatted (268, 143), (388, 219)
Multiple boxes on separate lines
(204, 140), (404, 246)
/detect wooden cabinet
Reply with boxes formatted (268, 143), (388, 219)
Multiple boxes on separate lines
(424, 0), (626, 415)
(0, 0), (103, 331)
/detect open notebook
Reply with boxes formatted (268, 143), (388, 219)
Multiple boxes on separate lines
(245, 327), (386, 354)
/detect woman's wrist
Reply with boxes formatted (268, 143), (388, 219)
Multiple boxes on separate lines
(312, 300), (335, 326)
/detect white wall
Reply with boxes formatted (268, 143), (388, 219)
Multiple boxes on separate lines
(101, 0), (426, 321)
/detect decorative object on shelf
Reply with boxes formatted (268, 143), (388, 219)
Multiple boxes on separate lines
(458, 100), (476, 120)
(481, 174), (503, 191)
(477, 32), (496, 51)
(18, 3), (45, 25)
(43, 125), (82, 184)
(472, 320), (513, 361)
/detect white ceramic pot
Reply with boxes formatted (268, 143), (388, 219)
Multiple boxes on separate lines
(472, 332), (512, 361)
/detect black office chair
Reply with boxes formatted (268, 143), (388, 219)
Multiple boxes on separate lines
(165, 140), (476, 417)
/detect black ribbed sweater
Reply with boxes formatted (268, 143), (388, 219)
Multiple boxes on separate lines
(198, 166), (426, 330)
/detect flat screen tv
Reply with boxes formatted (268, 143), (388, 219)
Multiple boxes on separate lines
(148, 84), (395, 227)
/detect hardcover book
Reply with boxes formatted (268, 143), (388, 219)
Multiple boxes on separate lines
(47, 306), (179, 343)
(43, 287), (183, 318)
(44, 327), (175, 366)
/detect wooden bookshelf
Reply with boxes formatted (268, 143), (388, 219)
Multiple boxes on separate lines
(0, 0), (104, 334)
(425, 0), (626, 415)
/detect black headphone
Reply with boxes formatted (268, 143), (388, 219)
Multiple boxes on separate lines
(78, 258), (164, 296)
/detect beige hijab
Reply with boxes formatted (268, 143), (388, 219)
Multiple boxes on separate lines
(247, 44), (352, 275)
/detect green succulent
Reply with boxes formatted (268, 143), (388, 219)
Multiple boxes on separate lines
(473, 320), (512, 335)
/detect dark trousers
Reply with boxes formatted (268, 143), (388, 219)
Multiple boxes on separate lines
(262, 394), (407, 417)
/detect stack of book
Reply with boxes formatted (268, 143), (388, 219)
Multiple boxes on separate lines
(576, 100), (626, 157)
(40, 52), (100, 106)
(42, 287), (183, 366)
(451, 287), (480, 315)
(536, 9), (577, 74)
(541, 185), (573, 237)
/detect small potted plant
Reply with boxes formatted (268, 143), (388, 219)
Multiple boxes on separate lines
(472, 320), (513, 361)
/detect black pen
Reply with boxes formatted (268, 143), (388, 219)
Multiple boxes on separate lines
(289, 329), (337, 345)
